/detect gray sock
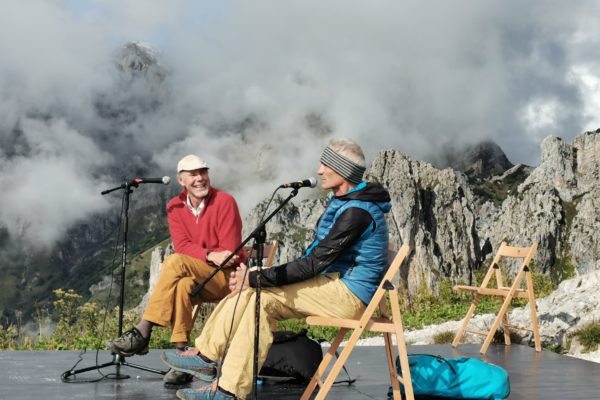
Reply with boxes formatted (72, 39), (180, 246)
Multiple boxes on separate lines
(135, 320), (154, 339)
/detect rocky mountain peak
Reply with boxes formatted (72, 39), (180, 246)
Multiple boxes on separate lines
(114, 41), (166, 82)
(437, 140), (514, 180)
(520, 129), (600, 201)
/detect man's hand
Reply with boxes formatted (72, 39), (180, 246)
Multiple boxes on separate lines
(228, 262), (250, 298)
(206, 250), (239, 267)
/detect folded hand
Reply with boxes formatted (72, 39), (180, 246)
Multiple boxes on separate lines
(228, 262), (250, 298)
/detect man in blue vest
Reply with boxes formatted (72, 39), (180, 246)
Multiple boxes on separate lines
(161, 138), (392, 400)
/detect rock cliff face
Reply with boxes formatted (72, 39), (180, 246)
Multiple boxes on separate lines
(569, 188), (600, 274)
(137, 244), (173, 314)
(366, 150), (480, 293)
(524, 131), (600, 201)
(482, 129), (600, 277)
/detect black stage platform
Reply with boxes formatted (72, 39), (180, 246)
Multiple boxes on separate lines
(2, 344), (599, 399)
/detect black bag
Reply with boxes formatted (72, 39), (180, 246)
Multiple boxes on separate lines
(259, 329), (323, 382)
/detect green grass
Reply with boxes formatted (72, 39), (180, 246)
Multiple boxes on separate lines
(544, 343), (566, 354)
(571, 322), (600, 353)
(470, 168), (529, 206)
(549, 257), (576, 287)
(432, 331), (455, 344)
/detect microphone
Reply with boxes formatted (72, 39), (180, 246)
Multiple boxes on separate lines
(279, 177), (317, 189)
(132, 176), (171, 185)
(101, 176), (171, 195)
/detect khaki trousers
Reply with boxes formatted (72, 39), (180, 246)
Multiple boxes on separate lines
(195, 273), (365, 399)
(143, 253), (231, 343)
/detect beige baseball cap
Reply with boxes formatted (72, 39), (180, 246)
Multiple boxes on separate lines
(177, 154), (209, 173)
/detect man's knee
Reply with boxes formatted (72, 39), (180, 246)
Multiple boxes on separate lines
(260, 291), (284, 316)
(161, 253), (192, 272)
(176, 277), (196, 293)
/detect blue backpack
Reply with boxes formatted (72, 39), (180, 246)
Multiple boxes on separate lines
(389, 354), (510, 400)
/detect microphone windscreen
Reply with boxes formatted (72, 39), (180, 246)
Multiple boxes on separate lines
(162, 176), (171, 185)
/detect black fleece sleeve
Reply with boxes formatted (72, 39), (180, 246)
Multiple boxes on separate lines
(248, 207), (373, 288)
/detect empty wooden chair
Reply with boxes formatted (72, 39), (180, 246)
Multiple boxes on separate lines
(452, 241), (541, 354)
(301, 244), (414, 400)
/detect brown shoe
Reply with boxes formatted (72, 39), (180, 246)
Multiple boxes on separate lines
(107, 328), (150, 357)
(163, 368), (194, 387)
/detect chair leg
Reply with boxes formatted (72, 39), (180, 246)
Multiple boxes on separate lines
(452, 295), (480, 348)
(389, 289), (413, 400)
(301, 328), (347, 400)
(502, 313), (511, 346)
(311, 328), (364, 400)
(383, 332), (401, 400)
(526, 272), (542, 352)
(481, 273), (524, 354)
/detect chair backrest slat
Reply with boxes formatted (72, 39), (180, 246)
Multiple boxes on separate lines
(497, 244), (534, 259)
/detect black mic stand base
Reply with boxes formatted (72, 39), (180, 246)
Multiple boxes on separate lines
(61, 353), (167, 382)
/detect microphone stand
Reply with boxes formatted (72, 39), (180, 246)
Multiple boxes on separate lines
(251, 228), (265, 400)
(190, 188), (299, 400)
(62, 179), (166, 381)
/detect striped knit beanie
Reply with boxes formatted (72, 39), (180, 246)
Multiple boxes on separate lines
(320, 146), (366, 184)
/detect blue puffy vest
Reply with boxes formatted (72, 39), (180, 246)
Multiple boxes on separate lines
(306, 182), (391, 304)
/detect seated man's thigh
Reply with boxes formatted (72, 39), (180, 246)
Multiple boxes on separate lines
(262, 273), (363, 320)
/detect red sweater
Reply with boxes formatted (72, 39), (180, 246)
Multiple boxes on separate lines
(167, 187), (245, 264)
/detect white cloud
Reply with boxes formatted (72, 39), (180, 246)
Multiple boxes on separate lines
(520, 98), (561, 133)
(570, 65), (600, 132)
(0, 118), (113, 245)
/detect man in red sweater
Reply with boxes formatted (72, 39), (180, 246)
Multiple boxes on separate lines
(108, 154), (245, 384)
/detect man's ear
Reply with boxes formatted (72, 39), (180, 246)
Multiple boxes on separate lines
(177, 173), (185, 187)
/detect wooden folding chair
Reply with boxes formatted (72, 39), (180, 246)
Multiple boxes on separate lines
(190, 240), (279, 324)
(301, 244), (414, 400)
(452, 241), (541, 354)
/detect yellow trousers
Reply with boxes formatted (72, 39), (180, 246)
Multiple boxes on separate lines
(195, 273), (365, 399)
(142, 253), (231, 343)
